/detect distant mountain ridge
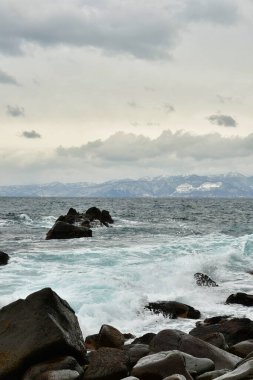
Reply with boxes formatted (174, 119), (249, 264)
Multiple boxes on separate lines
(1, 173), (253, 197)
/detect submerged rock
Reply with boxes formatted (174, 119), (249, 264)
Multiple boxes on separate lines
(145, 301), (201, 319)
(0, 251), (9, 266)
(0, 288), (86, 380)
(46, 221), (92, 240)
(194, 273), (218, 287)
(226, 292), (253, 307)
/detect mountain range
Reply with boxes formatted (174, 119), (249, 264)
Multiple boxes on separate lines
(1, 173), (253, 197)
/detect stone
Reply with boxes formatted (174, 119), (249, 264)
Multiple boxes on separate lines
(131, 351), (193, 380)
(226, 293), (253, 307)
(84, 325), (125, 350)
(150, 329), (240, 370)
(163, 376), (187, 380)
(0, 288), (86, 380)
(195, 332), (227, 350)
(194, 273), (218, 287)
(0, 251), (9, 266)
(229, 340), (253, 358)
(213, 358), (253, 379)
(46, 221), (92, 239)
(28, 369), (81, 379)
(121, 378), (139, 380)
(85, 207), (102, 222)
(132, 333), (156, 345)
(100, 210), (114, 226)
(83, 347), (129, 380)
(190, 318), (253, 346)
(123, 344), (150, 366)
(145, 301), (201, 319)
(196, 370), (230, 380)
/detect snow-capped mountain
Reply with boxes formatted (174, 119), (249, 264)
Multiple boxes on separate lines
(1, 173), (253, 197)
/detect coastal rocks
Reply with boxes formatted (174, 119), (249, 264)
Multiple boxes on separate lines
(229, 340), (253, 358)
(145, 301), (201, 319)
(196, 369), (230, 380)
(0, 288), (86, 380)
(132, 333), (156, 345)
(131, 351), (193, 380)
(46, 207), (113, 239)
(149, 329), (240, 370)
(190, 318), (253, 346)
(83, 347), (129, 380)
(197, 333), (227, 350)
(213, 358), (253, 379)
(46, 221), (92, 240)
(226, 292), (253, 307)
(0, 251), (9, 266)
(123, 344), (150, 366)
(194, 273), (218, 287)
(84, 325), (125, 350)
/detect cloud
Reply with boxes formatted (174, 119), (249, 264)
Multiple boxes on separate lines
(0, 69), (19, 85)
(128, 101), (139, 108)
(164, 103), (175, 113)
(6, 105), (25, 117)
(207, 114), (237, 127)
(21, 130), (41, 139)
(0, 0), (240, 59)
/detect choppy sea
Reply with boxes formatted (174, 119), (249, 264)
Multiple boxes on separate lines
(0, 197), (253, 338)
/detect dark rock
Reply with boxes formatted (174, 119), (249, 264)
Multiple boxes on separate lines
(196, 369), (230, 380)
(0, 251), (9, 266)
(123, 333), (135, 341)
(23, 356), (84, 380)
(0, 288), (86, 380)
(190, 317), (253, 346)
(101, 210), (114, 226)
(46, 221), (92, 240)
(194, 273), (218, 287)
(226, 292), (253, 306)
(211, 358), (253, 379)
(196, 332), (227, 350)
(145, 301), (201, 319)
(199, 316), (231, 326)
(85, 207), (102, 222)
(67, 208), (78, 216)
(132, 333), (156, 345)
(84, 325), (125, 350)
(123, 344), (150, 367)
(85, 334), (99, 350)
(83, 347), (129, 380)
(150, 329), (240, 370)
(163, 376), (187, 380)
(131, 351), (193, 380)
(229, 340), (253, 358)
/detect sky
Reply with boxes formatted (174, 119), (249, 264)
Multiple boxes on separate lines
(1, 0), (253, 185)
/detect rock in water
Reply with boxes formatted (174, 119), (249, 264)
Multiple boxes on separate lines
(0, 288), (86, 380)
(46, 221), (92, 239)
(0, 251), (9, 266)
(145, 301), (201, 319)
(194, 273), (218, 287)
(226, 292), (253, 306)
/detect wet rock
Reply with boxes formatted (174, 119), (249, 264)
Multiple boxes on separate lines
(229, 340), (253, 358)
(85, 207), (102, 221)
(194, 273), (218, 287)
(121, 377), (139, 380)
(46, 221), (92, 240)
(36, 369), (81, 379)
(150, 329), (240, 370)
(123, 344), (150, 366)
(132, 333), (156, 345)
(195, 332), (227, 350)
(84, 325), (125, 350)
(190, 318), (253, 346)
(226, 292), (253, 307)
(131, 351), (193, 380)
(163, 376), (187, 380)
(101, 210), (114, 226)
(213, 358), (253, 379)
(145, 301), (201, 319)
(83, 347), (129, 380)
(0, 288), (86, 380)
(199, 316), (231, 326)
(196, 369), (230, 380)
(0, 251), (9, 266)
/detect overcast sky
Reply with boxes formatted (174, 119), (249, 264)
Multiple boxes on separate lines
(1, 0), (253, 185)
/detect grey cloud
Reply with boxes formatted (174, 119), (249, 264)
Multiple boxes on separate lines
(0, 69), (19, 85)
(208, 114), (237, 127)
(22, 130), (41, 139)
(128, 101), (139, 108)
(164, 103), (175, 113)
(217, 95), (233, 104)
(7, 105), (25, 117)
(0, 0), (240, 59)
(57, 130), (253, 164)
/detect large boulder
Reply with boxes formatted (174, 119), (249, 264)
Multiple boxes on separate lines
(190, 318), (253, 346)
(84, 325), (125, 350)
(145, 301), (201, 319)
(123, 344), (150, 367)
(213, 358), (253, 379)
(132, 333), (156, 345)
(0, 288), (86, 380)
(226, 292), (253, 307)
(150, 329), (240, 370)
(46, 221), (92, 240)
(229, 340), (253, 358)
(0, 251), (9, 266)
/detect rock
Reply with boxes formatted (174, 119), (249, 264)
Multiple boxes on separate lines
(226, 292), (253, 307)
(213, 358), (253, 379)
(67, 208), (78, 216)
(199, 316), (231, 326)
(84, 325), (125, 350)
(121, 378), (139, 380)
(194, 273), (218, 287)
(85, 207), (102, 222)
(195, 332), (227, 350)
(190, 318), (253, 346)
(131, 351), (193, 380)
(22, 356), (84, 380)
(163, 376), (187, 380)
(132, 333), (156, 345)
(83, 347), (129, 380)
(229, 340), (253, 358)
(101, 210), (114, 226)
(150, 329), (240, 370)
(145, 301), (201, 319)
(196, 369), (230, 380)
(123, 344), (150, 366)
(25, 369), (81, 380)
(46, 221), (92, 240)
(0, 251), (9, 266)
(0, 288), (86, 380)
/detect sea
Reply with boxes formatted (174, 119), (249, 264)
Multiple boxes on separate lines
(0, 197), (253, 339)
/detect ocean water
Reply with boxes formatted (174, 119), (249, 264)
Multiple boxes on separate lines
(0, 197), (253, 338)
